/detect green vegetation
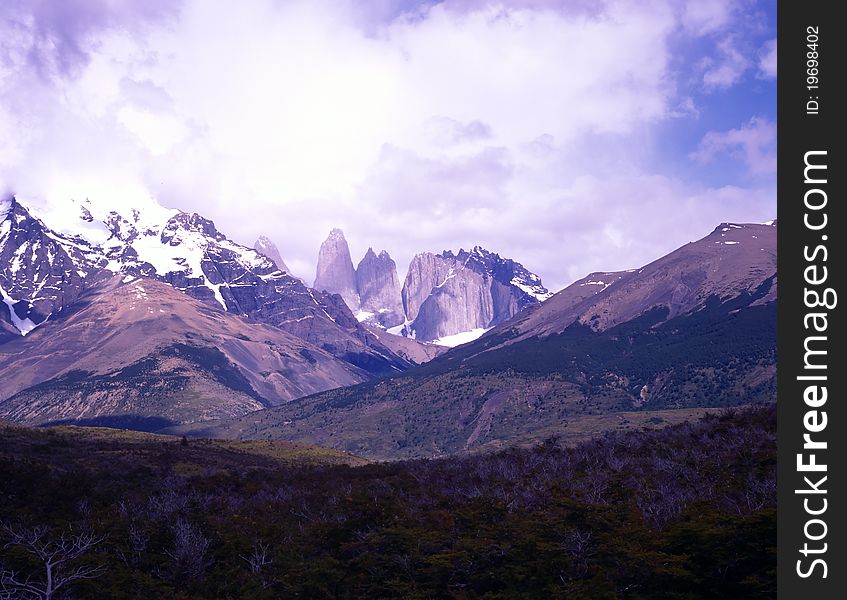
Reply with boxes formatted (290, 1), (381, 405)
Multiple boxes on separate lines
(0, 408), (775, 598)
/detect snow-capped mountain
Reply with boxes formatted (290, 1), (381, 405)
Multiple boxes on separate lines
(0, 195), (409, 375)
(180, 221), (776, 457)
(400, 246), (552, 343)
(0, 197), (111, 337)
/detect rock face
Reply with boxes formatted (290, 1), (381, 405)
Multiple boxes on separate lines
(308, 231), (550, 344)
(0, 196), (409, 379)
(355, 248), (404, 328)
(254, 235), (290, 273)
(401, 246), (551, 342)
(314, 229), (360, 312)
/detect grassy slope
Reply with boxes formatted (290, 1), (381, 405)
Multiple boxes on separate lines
(0, 421), (368, 470)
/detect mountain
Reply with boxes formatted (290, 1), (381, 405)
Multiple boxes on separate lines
(0, 275), (367, 429)
(0, 196), (110, 333)
(313, 228), (360, 312)
(0, 196), (410, 378)
(253, 235), (290, 273)
(171, 222), (776, 459)
(355, 248), (405, 328)
(400, 246), (552, 342)
(307, 231), (551, 346)
(498, 221), (777, 342)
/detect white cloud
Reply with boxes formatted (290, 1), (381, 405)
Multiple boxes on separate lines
(681, 0), (734, 35)
(701, 36), (750, 90)
(0, 0), (775, 291)
(757, 38), (777, 79)
(690, 117), (776, 177)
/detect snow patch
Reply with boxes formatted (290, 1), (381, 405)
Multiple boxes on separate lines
(432, 328), (490, 348)
(435, 268), (456, 289)
(0, 284), (40, 336)
(355, 310), (375, 323)
(511, 279), (553, 301)
(386, 320), (414, 338)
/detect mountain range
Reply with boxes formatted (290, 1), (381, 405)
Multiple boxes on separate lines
(171, 221), (776, 459)
(1, 194), (776, 458)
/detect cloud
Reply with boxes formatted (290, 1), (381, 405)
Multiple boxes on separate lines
(757, 38), (777, 78)
(690, 117), (776, 177)
(1, 0), (776, 290)
(681, 0), (734, 35)
(425, 117), (493, 146)
(0, 0), (177, 80)
(701, 36), (750, 90)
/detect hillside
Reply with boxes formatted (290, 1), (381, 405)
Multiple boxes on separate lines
(0, 276), (367, 428)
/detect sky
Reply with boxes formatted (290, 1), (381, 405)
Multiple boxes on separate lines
(0, 0), (776, 291)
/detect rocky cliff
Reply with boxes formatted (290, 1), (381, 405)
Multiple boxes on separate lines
(401, 246), (551, 342)
(313, 229), (360, 312)
(355, 248), (405, 328)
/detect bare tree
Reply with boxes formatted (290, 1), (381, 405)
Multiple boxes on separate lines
(0, 523), (105, 600)
(240, 540), (274, 589)
(164, 518), (213, 581)
(116, 525), (149, 569)
(240, 540), (272, 575)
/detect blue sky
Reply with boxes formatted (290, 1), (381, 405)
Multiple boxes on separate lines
(1, 0), (776, 290)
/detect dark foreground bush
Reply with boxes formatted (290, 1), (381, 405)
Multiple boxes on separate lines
(0, 406), (775, 599)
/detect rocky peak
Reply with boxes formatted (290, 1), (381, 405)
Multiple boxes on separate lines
(314, 228), (359, 311)
(355, 248), (404, 328)
(162, 212), (223, 243)
(401, 246), (550, 342)
(254, 235), (290, 273)
(401, 252), (455, 322)
(1, 197), (108, 336)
